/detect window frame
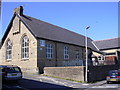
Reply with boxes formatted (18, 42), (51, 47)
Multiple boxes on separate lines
(98, 55), (105, 61)
(21, 36), (29, 60)
(46, 44), (53, 59)
(64, 46), (69, 59)
(6, 40), (12, 61)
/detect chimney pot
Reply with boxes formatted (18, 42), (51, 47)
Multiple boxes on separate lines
(14, 6), (23, 16)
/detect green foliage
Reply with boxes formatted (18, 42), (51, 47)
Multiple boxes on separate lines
(43, 74), (85, 83)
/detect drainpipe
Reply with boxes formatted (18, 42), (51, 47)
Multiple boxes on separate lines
(116, 51), (119, 65)
(55, 42), (57, 67)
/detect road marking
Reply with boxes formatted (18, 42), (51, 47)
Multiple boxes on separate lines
(13, 86), (23, 88)
(13, 86), (29, 90)
(82, 84), (89, 85)
(91, 85), (118, 88)
(39, 79), (42, 82)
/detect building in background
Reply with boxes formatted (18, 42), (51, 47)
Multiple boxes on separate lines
(93, 38), (120, 65)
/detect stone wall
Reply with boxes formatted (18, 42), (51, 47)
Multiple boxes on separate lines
(44, 66), (85, 82)
(44, 65), (119, 82)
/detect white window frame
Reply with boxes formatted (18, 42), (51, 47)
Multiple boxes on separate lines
(6, 40), (12, 61)
(98, 55), (105, 61)
(64, 46), (69, 59)
(46, 44), (53, 59)
(22, 36), (29, 59)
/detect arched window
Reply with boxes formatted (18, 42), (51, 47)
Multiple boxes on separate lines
(22, 36), (29, 59)
(6, 40), (12, 60)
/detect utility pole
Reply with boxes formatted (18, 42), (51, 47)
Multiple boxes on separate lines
(85, 26), (90, 82)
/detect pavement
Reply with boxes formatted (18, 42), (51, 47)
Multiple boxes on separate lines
(23, 72), (106, 88)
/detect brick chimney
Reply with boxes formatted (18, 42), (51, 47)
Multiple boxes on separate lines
(14, 6), (23, 16)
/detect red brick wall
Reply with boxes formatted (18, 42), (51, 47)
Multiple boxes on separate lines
(105, 56), (116, 65)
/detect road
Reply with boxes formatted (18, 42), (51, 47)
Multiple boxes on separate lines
(2, 81), (119, 90)
(2, 78), (70, 89)
(2, 73), (120, 89)
(91, 83), (119, 88)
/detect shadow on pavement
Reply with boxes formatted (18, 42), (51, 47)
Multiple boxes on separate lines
(2, 78), (72, 89)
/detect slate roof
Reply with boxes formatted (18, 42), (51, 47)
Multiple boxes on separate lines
(93, 38), (120, 50)
(19, 15), (98, 51)
(1, 6), (100, 52)
(3, 6), (119, 53)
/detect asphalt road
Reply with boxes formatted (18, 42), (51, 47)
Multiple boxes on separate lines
(2, 80), (120, 90)
(2, 73), (120, 90)
(2, 79), (71, 89)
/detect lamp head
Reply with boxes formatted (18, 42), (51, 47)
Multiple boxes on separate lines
(86, 26), (90, 30)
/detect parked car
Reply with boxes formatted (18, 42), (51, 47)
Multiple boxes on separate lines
(0, 65), (22, 81)
(106, 70), (120, 84)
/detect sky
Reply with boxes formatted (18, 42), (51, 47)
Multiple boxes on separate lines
(0, 2), (118, 41)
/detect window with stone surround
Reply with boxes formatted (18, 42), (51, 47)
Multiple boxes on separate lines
(46, 44), (53, 59)
(22, 36), (29, 59)
(6, 40), (12, 60)
(64, 46), (69, 59)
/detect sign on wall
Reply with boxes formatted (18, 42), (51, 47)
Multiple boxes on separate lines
(40, 40), (45, 47)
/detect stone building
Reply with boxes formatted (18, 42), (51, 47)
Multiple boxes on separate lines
(0, 6), (119, 74)
(0, 6), (100, 73)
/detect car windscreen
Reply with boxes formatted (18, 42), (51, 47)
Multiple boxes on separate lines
(109, 71), (119, 76)
(6, 67), (21, 73)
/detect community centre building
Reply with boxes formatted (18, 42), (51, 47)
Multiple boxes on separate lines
(0, 6), (120, 74)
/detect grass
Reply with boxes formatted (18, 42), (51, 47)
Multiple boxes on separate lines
(23, 72), (100, 83)
(42, 74), (85, 83)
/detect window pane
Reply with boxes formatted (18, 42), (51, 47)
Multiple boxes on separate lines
(22, 36), (29, 59)
(64, 46), (69, 59)
(6, 40), (12, 60)
(46, 44), (53, 59)
(26, 48), (29, 52)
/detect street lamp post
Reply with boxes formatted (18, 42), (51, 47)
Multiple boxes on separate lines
(85, 26), (90, 83)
